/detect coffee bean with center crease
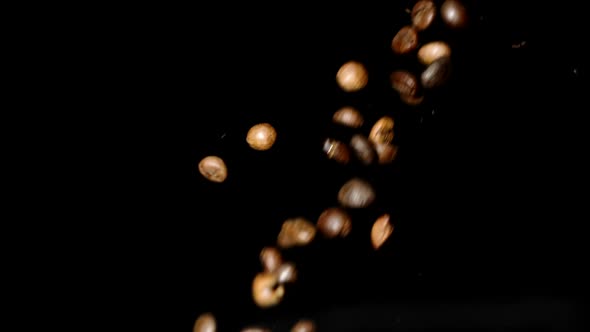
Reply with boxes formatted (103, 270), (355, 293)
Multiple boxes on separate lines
(371, 214), (394, 249)
(260, 247), (282, 273)
(323, 138), (350, 164)
(338, 178), (376, 208)
(276, 262), (297, 283)
(441, 0), (468, 28)
(412, 1), (436, 31)
(252, 272), (285, 308)
(193, 313), (216, 332)
(421, 56), (452, 89)
(350, 134), (376, 165)
(277, 218), (316, 248)
(198, 156), (227, 183)
(291, 319), (316, 332)
(317, 207), (352, 238)
(418, 41), (451, 65)
(392, 26), (418, 54)
(391, 70), (419, 97)
(369, 116), (395, 145)
(336, 61), (368, 92)
(333, 107), (363, 128)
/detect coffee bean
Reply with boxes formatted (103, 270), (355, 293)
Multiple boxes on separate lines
(277, 218), (316, 248)
(333, 106), (364, 128)
(276, 262), (297, 284)
(418, 41), (451, 65)
(374, 143), (399, 164)
(241, 327), (271, 332)
(323, 138), (350, 164)
(317, 207), (352, 238)
(400, 93), (425, 106)
(411, 1), (436, 31)
(252, 272), (285, 308)
(441, 0), (467, 28)
(291, 319), (316, 332)
(260, 247), (282, 273)
(338, 178), (375, 208)
(369, 116), (395, 145)
(336, 61), (368, 92)
(246, 123), (277, 151)
(193, 312), (216, 332)
(371, 214), (394, 249)
(421, 56), (451, 89)
(392, 26), (418, 54)
(391, 70), (419, 97)
(198, 156), (228, 183)
(350, 134), (376, 165)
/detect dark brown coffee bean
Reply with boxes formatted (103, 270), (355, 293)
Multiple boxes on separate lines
(252, 272), (284, 308)
(291, 319), (316, 332)
(350, 134), (376, 165)
(277, 218), (316, 248)
(193, 312), (216, 332)
(323, 138), (350, 164)
(247, 123), (277, 151)
(418, 41), (451, 65)
(369, 116), (395, 145)
(374, 143), (399, 164)
(333, 106), (363, 128)
(400, 93), (425, 106)
(336, 61), (368, 92)
(392, 26), (418, 54)
(317, 207), (352, 238)
(411, 1), (436, 31)
(198, 156), (227, 183)
(371, 214), (394, 249)
(421, 56), (451, 89)
(241, 327), (271, 332)
(441, 0), (467, 28)
(391, 70), (419, 97)
(260, 247), (282, 273)
(276, 262), (297, 284)
(338, 178), (375, 208)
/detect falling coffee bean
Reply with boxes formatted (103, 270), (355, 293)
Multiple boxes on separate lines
(260, 247), (282, 273)
(441, 0), (468, 28)
(198, 156), (228, 183)
(338, 178), (376, 208)
(418, 41), (451, 65)
(333, 106), (364, 128)
(193, 312), (216, 332)
(411, 1), (436, 31)
(277, 218), (316, 248)
(317, 207), (352, 238)
(252, 272), (285, 308)
(400, 93), (425, 106)
(374, 143), (399, 164)
(369, 116), (395, 145)
(247, 123), (277, 151)
(392, 26), (418, 54)
(276, 262), (297, 284)
(391, 70), (419, 97)
(323, 138), (351, 164)
(421, 56), (452, 89)
(291, 319), (316, 332)
(336, 61), (368, 92)
(371, 214), (394, 249)
(241, 327), (271, 332)
(350, 134), (376, 165)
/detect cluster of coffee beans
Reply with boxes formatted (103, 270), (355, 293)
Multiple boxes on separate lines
(194, 1), (468, 330)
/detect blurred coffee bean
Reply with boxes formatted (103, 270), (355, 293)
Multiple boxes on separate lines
(317, 207), (352, 238)
(400, 93), (425, 106)
(333, 106), (364, 128)
(374, 143), (399, 164)
(193, 312), (216, 332)
(252, 272), (284, 308)
(371, 214), (394, 249)
(323, 138), (350, 164)
(291, 319), (316, 332)
(241, 327), (271, 332)
(350, 134), (376, 165)
(247, 123), (277, 151)
(336, 61), (368, 92)
(260, 247), (282, 273)
(276, 262), (297, 284)
(338, 178), (376, 208)
(392, 26), (418, 54)
(418, 41), (451, 65)
(411, 1), (436, 31)
(441, 0), (467, 28)
(198, 156), (227, 183)
(391, 70), (419, 97)
(421, 56), (451, 88)
(369, 116), (395, 145)
(277, 218), (316, 248)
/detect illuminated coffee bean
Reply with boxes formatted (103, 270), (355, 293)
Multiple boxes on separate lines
(374, 143), (399, 164)
(418, 41), (451, 65)
(193, 312), (216, 332)
(246, 123), (277, 151)
(411, 1), (436, 31)
(400, 93), (425, 106)
(338, 178), (376, 208)
(336, 61), (368, 92)
(277, 218), (316, 248)
(391, 70), (419, 97)
(371, 214), (394, 249)
(317, 207), (352, 238)
(392, 26), (418, 54)
(350, 134), (376, 165)
(252, 272), (285, 308)
(276, 262), (297, 284)
(291, 319), (316, 332)
(421, 56), (451, 89)
(260, 247), (282, 273)
(441, 0), (467, 28)
(369, 116), (395, 145)
(198, 156), (227, 183)
(333, 107), (364, 128)
(323, 138), (351, 164)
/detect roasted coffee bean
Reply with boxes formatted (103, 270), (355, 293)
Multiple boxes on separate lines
(338, 178), (376, 208)
(276, 262), (297, 284)
(441, 0), (467, 28)
(371, 214), (394, 249)
(350, 134), (376, 165)
(369, 116), (395, 145)
(392, 26), (418, 54)
(260, 247), (282, 273)
(391, 70), (419, 97)
(252, 272), (285, 308)
(411, 1), (436, 31)
(277, 218), (316, 248)
(374, 143), (399, 164)
(193, 312), (216, 332)
(198, 156), (227, 183)
(291, 319), (316, 332)
(241, 327), (271, 332)
(336, 61), (368, 92)
(323, 138), (350, 164)
(418, 41), (451, 65)
(333, 106), (363, 128)
(421, 56), (451, 89)
(317, 207), (352, 238)
(247, 123), (277, 151)
(400, 93), (425, 106)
